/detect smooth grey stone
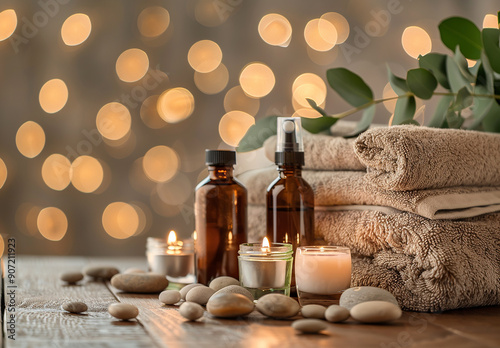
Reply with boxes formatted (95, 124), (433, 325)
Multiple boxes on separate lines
(60, 272), (84, 284)
(180, 283), (204, 300)
(256, 294), (300, 319)
(339, 286), (398, 310)
(185, 286), (215, 305)
(301, 304), (326, 319)
(212, 285), (254, 302)
(159, 290), (181, 305)
(325, 305), (350, 323)
(108, 303), (139, 320)
(83, 266), (119, 280)
(350, 301), (402, 323)
(62, 301), (87, 313)
(207, 293), (254, 318)
(209, 276), (240, 292)
(110, 273), (168, 293)
(179, 302), (204, 321)
(292, 319), (327, 333)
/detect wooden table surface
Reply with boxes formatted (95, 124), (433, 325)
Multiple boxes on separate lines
(5, 256), (500, 348)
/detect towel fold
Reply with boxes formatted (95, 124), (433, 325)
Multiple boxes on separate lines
(238, 167), (500, 220)
(355, 125), (500, 191)
(248, 205), (500, 312)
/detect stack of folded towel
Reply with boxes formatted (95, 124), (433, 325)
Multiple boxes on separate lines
(237, 125), (500, 312)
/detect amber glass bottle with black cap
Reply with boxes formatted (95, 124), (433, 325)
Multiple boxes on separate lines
(195, 150), (248, 285)
(266, 117), (315, 286)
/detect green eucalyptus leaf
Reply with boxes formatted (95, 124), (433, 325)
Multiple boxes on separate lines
(451, 86), (473, 111)
(482, 28), (500, 74)
(428, 95), (454, 128)
(453, 47), (475, 82)
(481, 100), (500, 132)
(343, 104), (376, 138)
(439, 17), (482, 59)
(475, 57), (495, 94)
(446, 109), (465, 129)
(468, 85), (496, 130)
(301, 116), (338, 134)
(393, 96), (416, 125)
(446, 55), (472, 93)
(418, 53), (450, 89)
(387, 66), (409, 95)
(237, 115), (278, 152)
(326, 68), (373, 107)
(406, 68), (438, 100)
(306, 98), (329, 117)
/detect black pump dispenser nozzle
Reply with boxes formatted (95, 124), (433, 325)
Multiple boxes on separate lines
(275, 117), (304, 166)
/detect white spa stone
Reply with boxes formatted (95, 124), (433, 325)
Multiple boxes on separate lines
(83, 266), (119, 280)
(301, 304), (326, 319)
(179, 301), (204, 321)
(111, 273), (169, 293)
(339, 286), (399, 310)
(206, 293), (254, 318)
(62, 301), (87, 313)
(325, 305), (350, 323)
(108, 303), (139, 320)
(159, 290), (182, 305)
(212, 285), (254, 302)
(209, 276), (240, 292)
(60, 272), (84, 284)
(350, 301), (402, 323)
(185, 286), (215, 305)
(292, 319), (327, 333)
(256, 294), (300, 318)
(180, 283), (204, 300)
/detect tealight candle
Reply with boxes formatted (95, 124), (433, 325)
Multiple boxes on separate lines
(238, 237), (293, 300)
(295, 246), (351, 306)
(146, 230), (196, 284)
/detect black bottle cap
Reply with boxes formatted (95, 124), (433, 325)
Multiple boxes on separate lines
(205, 150), (236, 166)
(275, 151), (305, 166)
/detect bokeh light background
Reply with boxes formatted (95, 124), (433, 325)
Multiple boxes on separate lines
(0, 0), (497, 256)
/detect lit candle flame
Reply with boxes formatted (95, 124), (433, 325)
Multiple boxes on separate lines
(192, 230), (197, 241)
(261, 237), (271, 252)
(320, 246), (325, 252)
(167, 230), (177, 245)
(228, 231), (233, 245)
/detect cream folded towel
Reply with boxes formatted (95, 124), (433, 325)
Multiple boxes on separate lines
(355, 125), (500, 191)
(238, 167), (500, 220)
(248, 205), (500, 312)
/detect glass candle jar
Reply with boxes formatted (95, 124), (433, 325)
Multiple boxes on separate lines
(238, 240), (293, 300)
(146, 235), (196, 284)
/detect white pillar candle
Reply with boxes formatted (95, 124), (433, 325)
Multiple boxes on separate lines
(295, 246), (351, 295)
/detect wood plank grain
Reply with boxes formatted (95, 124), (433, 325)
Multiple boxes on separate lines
(5, 256), (156, 348)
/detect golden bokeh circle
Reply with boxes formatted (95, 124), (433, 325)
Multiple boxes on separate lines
(0, 9), (17, 41)
(382, 82), (398, 113)
(219, 111), (255, 147)
(61, 13), (92, 46)
(140, 95), (167, 129)
(223, 86), (260, 116)
(157, 87), (195, 123)
(258, 13), (292, 47)
(137, 6), (170, 38)
(0, 158), (7, 189)
(42, 154), (72, 191)
(292, 73), (327, 108)
(320, 12), (349, 44)
(16, 121), (46, 158)
(143, 145), (179, 183)
(304, 18), (337, 52)
(401, 26), (432, 59)
(71, 156), (104, 193)
(194, 63), (229, 95)
(239, 62), (275, 98)
(187, 40), (223, 73)
(483, 14), (498, 29)
(39, 79), (69, 114)
(116, 48), (150, 82)
(96, 102), (131, 141)
(37, 207), (68, 241)
(102, 202), (139, 239)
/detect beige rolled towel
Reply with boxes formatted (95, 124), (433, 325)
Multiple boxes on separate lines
(248, 205), (500, 312)
(355, 125), (500, 191)
(264, 134), (364, 171)
(238, 167), (500, 219)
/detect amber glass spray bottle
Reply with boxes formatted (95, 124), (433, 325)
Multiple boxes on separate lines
(195, 150), (248, 285)
(266, 118), (314, 285)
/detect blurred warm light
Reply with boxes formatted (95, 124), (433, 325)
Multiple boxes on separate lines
(37, 207), (68, 241)
(194, 0), (230, 27)
(219, 111), (255, 147)
(143, 146), (179, 183)
(402, 26), (432, 59)
(140, 95), (167, 129)
(0, 158), (7, 189)
(137, 6), (170, 38)
(307, 45), (339, 66)
(292, 97), (325, 118)
(466, 59), (477, 68)
(61, 13), (91, 46)
(0, 9), (17, 41)
(224, 86), (260, 116)
(239, 62), (275, 98)
(131, 201), (150, 236)
(305, 18), (337, 52)
(188, 40), (222, 73)
(168, 230), (177, 244)
(157, 87), (195, 123)
(102, 202), (139, 239)
(382, 83), (398, 113)
(157, 172), (192, 205)
(320, 12), (349, 44)
(42, 154), (72, 191)
(292, 73), (327, 108)
(96, 102), (131, 140)
(116, 48), (149, 82)
(258, 13), (292, 47)
(0, 235), (4, 258)
(71, 155), (104, 193)
(39, 79), (68, 114)
(483, 14), (498, 28)
(194, 63), (229, 95)
(150, 189), (181, 217)
(16, 121), (45, 158)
